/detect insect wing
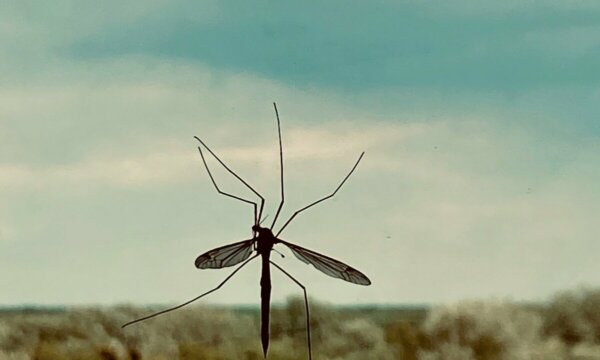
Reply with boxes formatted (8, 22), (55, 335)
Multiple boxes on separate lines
(279, 240), (371, 285)
(195, 239), (255, 269)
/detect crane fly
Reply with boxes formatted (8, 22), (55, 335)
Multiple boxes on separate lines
(122, 103), (371, 359)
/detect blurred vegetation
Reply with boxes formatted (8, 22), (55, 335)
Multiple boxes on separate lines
(2, 288), (600, 359)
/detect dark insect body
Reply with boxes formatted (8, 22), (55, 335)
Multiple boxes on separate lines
(122, 103), (371, 359)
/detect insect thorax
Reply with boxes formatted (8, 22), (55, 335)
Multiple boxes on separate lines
(254, 226), (275, 254)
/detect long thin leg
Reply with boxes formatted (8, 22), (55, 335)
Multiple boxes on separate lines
(276, 152), (365, 237)
(270, 260), (312, 360)
(194, 136), (266, 225)
(197, 146), (257, 230)
(270, 102), (285, 230)
(121, 254), (258, 328)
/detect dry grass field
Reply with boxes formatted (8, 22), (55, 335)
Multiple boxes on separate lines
(2, 288), (600, 359)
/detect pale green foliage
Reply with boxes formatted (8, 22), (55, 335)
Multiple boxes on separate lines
(419, 300), (568, 359)
(544, 288), (600, 345)
(2, 289), (600, 359)
(418, 288), (600, 359)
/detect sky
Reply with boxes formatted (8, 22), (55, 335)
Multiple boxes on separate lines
(1, 1), (599, 307)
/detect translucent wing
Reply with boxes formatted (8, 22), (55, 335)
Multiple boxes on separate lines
(278, 240), (371, 285)
(195, 239), (255, 269)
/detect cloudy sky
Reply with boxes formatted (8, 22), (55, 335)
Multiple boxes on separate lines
(1, 1), (599, 307)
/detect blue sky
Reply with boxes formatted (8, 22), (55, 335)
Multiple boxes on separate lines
(72, 1), (600, 91)
(1, 1), (599, 306)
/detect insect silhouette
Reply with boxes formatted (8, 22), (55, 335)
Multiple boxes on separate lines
(122, 103), (371, 359)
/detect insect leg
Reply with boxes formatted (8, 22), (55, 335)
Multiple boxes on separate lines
(195, 135), (266, 232)
(270, 102), (285, 230)
(270, 260), (312, 360)
(197, 146), (257, 228)
(121, 254), (259, 328)
(276, 152), (365, 237)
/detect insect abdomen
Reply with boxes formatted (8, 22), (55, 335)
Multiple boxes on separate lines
(260, 254), (271, 358)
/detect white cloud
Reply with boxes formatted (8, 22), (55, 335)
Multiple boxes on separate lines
(0, 55), (446, 191)
(0, 146), (191, 189)
(0, 122), (420, 189)
(0, 222), (16, 243)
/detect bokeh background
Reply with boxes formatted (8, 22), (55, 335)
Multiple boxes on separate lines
(1, 1), (599, 358)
